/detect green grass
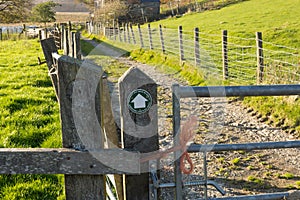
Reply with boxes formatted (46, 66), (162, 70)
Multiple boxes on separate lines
(0, 39), (64, 199)
(101, 0), (300, 135)
(151, 0), (300, 48)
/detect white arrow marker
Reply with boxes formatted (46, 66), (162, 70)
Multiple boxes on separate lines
(131, 94), (148, 109)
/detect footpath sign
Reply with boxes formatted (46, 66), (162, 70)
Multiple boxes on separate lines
(119, 67), (158, 200)
(127, 89), (153, 114)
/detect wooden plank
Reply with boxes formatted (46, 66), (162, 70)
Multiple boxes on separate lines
(57, 55), (105, 200)
(40, 37), (58, 68)
(119, 67), (158, 200)
(101, 77), (123, 200)
(0, 148), (140, 175)
(40, 38), (59, 97)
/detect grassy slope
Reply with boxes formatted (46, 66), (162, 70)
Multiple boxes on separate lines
(151, 0), (300, 48)
(104, 0), (300, 133)
(150, 0), (300, 132)
(0, 40), (64, 199)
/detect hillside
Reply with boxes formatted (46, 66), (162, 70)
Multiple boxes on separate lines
(150, 0), (300, 48)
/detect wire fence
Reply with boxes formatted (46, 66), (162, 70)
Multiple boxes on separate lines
(90, 23), (300, 86)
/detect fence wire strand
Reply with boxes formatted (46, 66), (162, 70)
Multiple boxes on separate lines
(99, 25), (299, 86)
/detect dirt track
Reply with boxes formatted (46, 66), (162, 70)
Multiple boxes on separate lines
(83, 38), (300, 200)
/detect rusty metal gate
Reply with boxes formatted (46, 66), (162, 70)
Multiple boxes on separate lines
(151, 84), (300, 200)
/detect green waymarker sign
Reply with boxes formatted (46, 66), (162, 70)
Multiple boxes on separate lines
(127, 89), (153, 114)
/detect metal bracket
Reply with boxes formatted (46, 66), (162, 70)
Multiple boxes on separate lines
(149, 159), (158, 200)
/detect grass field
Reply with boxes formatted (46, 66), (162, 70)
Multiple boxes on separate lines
(102, 0), (300, 134)
(151, 0), (300, 48)
(0, 39), (64, 199)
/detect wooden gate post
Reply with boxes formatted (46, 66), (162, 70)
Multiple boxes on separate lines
(57, 56), (106, 200)
(119, 67), (159, 200)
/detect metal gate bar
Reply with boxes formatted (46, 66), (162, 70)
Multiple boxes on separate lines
(188, 141), (300, 152)
(177, 84), (300, 98)
(172, 84), (300, 200)
(210, 192), (289, 200)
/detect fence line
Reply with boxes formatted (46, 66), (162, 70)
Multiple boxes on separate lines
(91, 23), (300, 86)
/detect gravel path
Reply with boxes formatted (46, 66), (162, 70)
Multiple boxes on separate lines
(83, 38), (300, 200)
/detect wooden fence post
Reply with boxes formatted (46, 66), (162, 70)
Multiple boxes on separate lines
(159, 25), (165, 53)
(137, 24), (144, 48)
(194, 27), (200, 66)
(22, 24), (26, 38)
(113, 20), (117, 41)
(119, 67), (158, 200)
(0, 28), (2, 41)
(127, 23), (131, 44)
(256, 32), (264, 83)
(130, 23), (136, 44)
(57, 56), (106, 200)
(61, 25), (65, 51)
(222, 30), (228, 79)
(178, 26), (184, 62)
(118, 24), (122, 42)
(101, 76), (123, 200)
(40, 38), (59, 97)
(69, 30), (74, 57)
(148, 24), (153, 50)
(123, 23), (127, 43)
(6, 29), (9, 40)
(72, 32), (77, 58)
(63, 28), (69, 56)
(74, 32), (81, 59)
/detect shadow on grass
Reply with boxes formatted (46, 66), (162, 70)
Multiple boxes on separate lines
(81, 37), (130, 57)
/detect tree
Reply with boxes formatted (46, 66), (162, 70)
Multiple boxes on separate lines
(31, 1), (58, 26)
(94, 0), (129, 24)
(0, 0), (32, 23)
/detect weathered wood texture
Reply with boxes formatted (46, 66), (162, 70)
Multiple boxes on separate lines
(194, 27), (200, 66)
(148, 23), (153, 50)
(256, 32), (264, 83)
(138, 24), (144, 48)
(40, 38), (59, 97)
(222, 30), (229, 79)
(0, 148), (139, 175)
(159, 24), (165, 53)
(63, 28), (69, 55)
(119, 67), (158, 200)
(101, 77), (124, 200)
(56, 55), (105, 200)
(178, 26), (184, 62)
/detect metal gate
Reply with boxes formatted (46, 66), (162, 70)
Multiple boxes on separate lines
(166, 84), (300, 200)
